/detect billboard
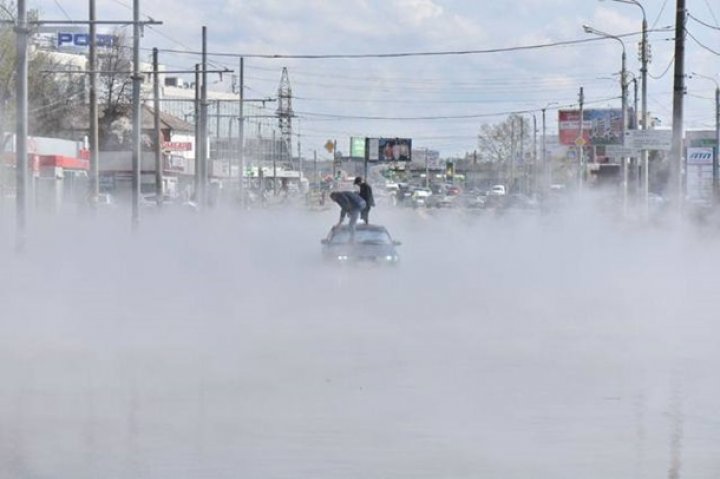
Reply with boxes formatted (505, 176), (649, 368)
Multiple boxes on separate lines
(558, 109), (627, 146)
(686, 147), (715, 204)
(350, 137), (366, 158)
(375, 138), (412, 162)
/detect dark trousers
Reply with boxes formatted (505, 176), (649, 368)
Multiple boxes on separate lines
(361, 206), (371, 224)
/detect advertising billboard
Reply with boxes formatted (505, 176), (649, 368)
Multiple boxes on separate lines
(686, 147), (715, 204)
(374, 138), (412, 162)
(558, 109), (626, 146)
(350, 137), (366, 158)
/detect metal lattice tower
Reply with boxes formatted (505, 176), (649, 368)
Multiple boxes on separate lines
(277, 67), (294, 163)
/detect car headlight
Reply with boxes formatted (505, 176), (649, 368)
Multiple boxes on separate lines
(337, 255), (349, 261)
(385, 255), (398, 262)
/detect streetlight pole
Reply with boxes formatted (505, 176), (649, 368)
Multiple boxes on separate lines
(605, 0), (650, 216)
(583, 24), (628, 215)
(15, 0), (28, 251)
(541, 102), (558, 194)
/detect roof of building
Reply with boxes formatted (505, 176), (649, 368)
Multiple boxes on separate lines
(61, 104), (194, 133)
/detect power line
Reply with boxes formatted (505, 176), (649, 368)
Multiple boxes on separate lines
(157, 30), (668, 60)
(687, 12), (720, 31)
(685, 28), (720, 56)
(649, 54), (675, 80)
(52, 0), (72, 21)
(651, 0), (671, 29)
(294, 96), (620, 122)
(702, 0), (720, 28)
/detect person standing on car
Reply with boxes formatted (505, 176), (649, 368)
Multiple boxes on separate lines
(330, 191), (366, 241)
(354, 176), (374, 224)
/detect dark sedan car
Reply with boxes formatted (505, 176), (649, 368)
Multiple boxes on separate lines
(321, 224), (401, 264)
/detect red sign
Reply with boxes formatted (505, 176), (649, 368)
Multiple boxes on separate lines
(558, 110), (590, 146)
(558, 109), (625, 146)
(162, 141), (192, 152)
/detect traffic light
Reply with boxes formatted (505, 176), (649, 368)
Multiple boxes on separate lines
(445, 160), (454, 179)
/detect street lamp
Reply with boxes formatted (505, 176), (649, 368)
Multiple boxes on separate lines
(583, 24), (629, 215)
(601, 0), (651, 216)
(689, 72), (720, 205)
(540, 102), (558, 193)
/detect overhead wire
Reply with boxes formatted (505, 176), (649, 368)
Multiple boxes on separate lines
(685, 28), (720, 56)
(156, 29), (671, 60)
(701, 0), (720, 28)
(687, 12), (720, 31)
(294, 96), (620, 122)
(648, 54), (675, 80)
(52, 0), (73, 21)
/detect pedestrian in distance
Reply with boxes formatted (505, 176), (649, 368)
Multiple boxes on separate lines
(354, 176), (375, 224)
(329, 191), (366, 242)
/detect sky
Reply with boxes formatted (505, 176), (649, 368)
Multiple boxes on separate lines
(28, 0), (720, 158)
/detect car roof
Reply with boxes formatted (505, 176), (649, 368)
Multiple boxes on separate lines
(330, 224), (389, 233)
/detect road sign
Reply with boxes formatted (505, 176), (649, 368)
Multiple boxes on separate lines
(624, 130), (672, 151)
(687, 147), (713, 165)
(605, 145), (639, 158)
(324, 140), (335, 153)
(574, 137), (586, 147)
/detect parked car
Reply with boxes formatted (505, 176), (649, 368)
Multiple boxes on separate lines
(321, 224), (401, 264)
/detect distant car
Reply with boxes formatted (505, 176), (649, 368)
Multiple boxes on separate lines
(426, 194), (457, 208)
(321, 224), (401, 264)
(488, 185), (506, 196)
(411, 188), (432, 207)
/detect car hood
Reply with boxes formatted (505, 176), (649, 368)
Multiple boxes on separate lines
(324, 242), (398, 257)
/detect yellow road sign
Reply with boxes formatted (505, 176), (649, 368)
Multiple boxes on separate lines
(574, 137), (587, 147)
(324, 140), (335, 153)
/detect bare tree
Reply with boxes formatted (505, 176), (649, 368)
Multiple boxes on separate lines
(97, 29), (133, 149)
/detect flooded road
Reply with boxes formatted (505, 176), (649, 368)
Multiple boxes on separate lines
(1, 205), (719, 478)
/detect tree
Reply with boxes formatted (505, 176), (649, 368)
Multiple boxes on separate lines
(97, 29), (134, 149)
(477, 115), (532, 192)
(476, 114), (531, 164)
(0, 1), (85, 140)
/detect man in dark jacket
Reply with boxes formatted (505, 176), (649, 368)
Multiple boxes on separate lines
(354, 176), (375, 224)
(329, 191), (367, 241)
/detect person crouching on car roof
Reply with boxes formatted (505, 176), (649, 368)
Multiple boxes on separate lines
(329, 191), (366, 242)
(354, 176), (374, 224)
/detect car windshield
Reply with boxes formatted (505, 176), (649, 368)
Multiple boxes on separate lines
(330, 228), (392, 245)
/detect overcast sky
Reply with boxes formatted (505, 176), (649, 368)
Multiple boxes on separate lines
(30, 0), (720, 157)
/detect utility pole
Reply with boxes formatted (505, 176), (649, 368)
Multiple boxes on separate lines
(520, 116), (525, 194)
(199, 26), (208, 208)
(88, 0), (99, 209)
(15, 0), (28, 251)
(272, 129), (277, 195)
(578, 87), (585, 193)
(130, 0), (142, 228)
(620, 48), (629, 216)
(632, 77), (639, 195)
(669, 0), (686, 212)
(542, 107), (548, 193)
(424, 148), (429, 188)
(510, 118), (516, 193)
(640, 10), (650, 218)
(313, 149), (318, 185)
(713, 83), (720, 207)
(533, 114), (537, 196)
(332, 139), (337, 180)
(238, 57), (245, 207)
(194, 64), (200, 198)
(152, 47), (162, 206)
